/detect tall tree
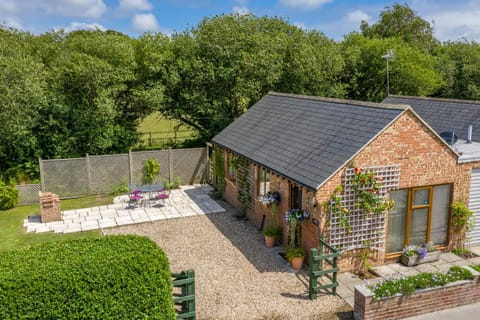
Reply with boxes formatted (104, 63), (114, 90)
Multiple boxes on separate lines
(436, 41), (480, 99)
(342, 33), (443, 101)
(360, 3), (438, 53)
(0, 27), (45, 172)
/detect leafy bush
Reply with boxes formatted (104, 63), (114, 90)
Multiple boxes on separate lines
(0, 180), (19, 210)
(164, 176), (181, 190)
(471, 265), (480, 272)
(109, 182), (129, 196)
(0, 235), (176, 319)
(368, 266), (474, 300)
(143, 158), (160, 184)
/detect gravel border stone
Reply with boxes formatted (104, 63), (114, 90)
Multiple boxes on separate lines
(104, 200), (351, 320)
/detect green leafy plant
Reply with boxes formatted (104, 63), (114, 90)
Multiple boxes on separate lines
(285, 246), (305, 261)
(236, 157), (252, 216)
(263, 227), (282, 237)
(0, 181), (19, 210)
(211, 147), (225, 196)
(368, 266), (473, 300)
(109, 182), (129, 196)
(143, 158), (160, 184)
(471, 264), (480, 272)
(164, 176), (181, 190)
(323, 185), (351, 232)
(351, 167), (395, 214)
(0, 235), (176, 319)
(451, 201), (474, 249)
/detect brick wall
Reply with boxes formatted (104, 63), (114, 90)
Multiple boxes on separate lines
(354, 269), (480, 320)
(312, 111), (473, 270)
(219, 110), (480, 269)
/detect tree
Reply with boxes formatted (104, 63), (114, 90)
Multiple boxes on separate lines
(0, 27), (45, 172)
(360, 3), (438, 53)
(160, 14), (346, 140)
(342, 33), (444, 101)
(436, 40), (480, 99)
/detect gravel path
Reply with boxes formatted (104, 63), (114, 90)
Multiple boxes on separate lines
(103, 200), (352, 320)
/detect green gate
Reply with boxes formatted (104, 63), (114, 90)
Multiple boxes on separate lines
(309, 236), (339, 299)
(172, 270), (195, 319)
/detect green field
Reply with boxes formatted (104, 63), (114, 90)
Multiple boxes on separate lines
(0, 195), (113, 252)
(137, 112), (197, 148)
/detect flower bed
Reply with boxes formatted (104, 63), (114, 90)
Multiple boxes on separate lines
(354, 266), (480, 320)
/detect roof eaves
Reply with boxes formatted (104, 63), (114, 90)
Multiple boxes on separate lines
(211, 141), (317, 191)
(387, 94), (480, 106)
(269, 91), (409, 111)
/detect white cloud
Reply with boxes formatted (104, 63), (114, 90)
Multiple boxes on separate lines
(118, 0), (152, 12)
(61, 21), (106, 32)
(233, 6), (249, 15)
(132, 13), (159, 32)
(43, 0), (107, 19)
(280, 0), (332, 9)
(345, 10), (370, 24)
(428, 10), (480, 42)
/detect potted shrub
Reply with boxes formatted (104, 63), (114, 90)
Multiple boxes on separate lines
(400, 242), (440, 266)
(285, 246), (306, 270)
(284, 208), (310, 270)
(259, 191), (281, 247)
(262, 228), (281, 248)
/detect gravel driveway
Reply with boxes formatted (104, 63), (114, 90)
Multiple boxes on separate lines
(103, 200), (352, 320)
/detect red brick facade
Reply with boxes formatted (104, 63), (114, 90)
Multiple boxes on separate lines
(219, 110), (480, 269)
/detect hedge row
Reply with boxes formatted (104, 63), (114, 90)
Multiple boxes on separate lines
(0, 235), (176, 319)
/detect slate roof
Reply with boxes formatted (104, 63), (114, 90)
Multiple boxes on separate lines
(212, 92), (407, 190)
(383, 95), (480, 142)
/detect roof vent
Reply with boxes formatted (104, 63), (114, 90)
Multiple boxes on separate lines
(440, 131), (458, 145)
(467, 125), (473, 144)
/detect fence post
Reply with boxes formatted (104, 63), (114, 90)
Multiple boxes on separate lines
(206, 143), (211, 184)
(186, 270), (195, 316)
(85, 154), (91, 195)
(309, 248), (318, 299)
(149, 131), (152, 146)
(168, 148), (174, 182)
(39, 157), (45, 192)
(128, 150), (133, 186)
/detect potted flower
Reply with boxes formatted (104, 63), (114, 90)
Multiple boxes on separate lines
(262, 228), (282, 248)
(400, 242), (439, 266)
(285, 246), (306, 270)
(284, 208), (310, 270)
(259, 191), (281, 247)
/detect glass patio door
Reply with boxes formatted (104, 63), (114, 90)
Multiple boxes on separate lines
(386, 184), (451, 254)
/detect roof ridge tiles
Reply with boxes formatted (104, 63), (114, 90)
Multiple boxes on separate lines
(387, 94), (480, 106)
(268, 91), (409, 111)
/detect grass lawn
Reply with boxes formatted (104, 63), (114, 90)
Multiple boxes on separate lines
(137, 112), (197, 148)
(0, 195), (113, 252)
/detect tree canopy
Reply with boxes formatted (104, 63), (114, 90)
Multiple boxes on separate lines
(1, 4), (480, 181)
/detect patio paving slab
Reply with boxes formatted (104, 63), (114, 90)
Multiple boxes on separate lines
(24, 185), (225, 234)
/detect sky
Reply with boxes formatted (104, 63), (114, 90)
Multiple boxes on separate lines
(1, 0), (480, 42)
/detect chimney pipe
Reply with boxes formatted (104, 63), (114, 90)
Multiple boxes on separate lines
(467, 125), (473, 144)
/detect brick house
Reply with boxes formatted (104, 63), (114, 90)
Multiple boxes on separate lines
(384, 95), (480, 247)
(211, 92), (477, 270)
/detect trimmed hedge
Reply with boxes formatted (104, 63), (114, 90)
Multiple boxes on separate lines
(0, 235), (176, 319)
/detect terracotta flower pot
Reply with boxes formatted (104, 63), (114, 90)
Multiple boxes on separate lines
(264, 235), (276, 248)
(290, 256), (304, 270)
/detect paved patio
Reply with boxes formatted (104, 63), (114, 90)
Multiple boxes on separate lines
(335, 250), (480, 307)
(24, 185), (226, 234)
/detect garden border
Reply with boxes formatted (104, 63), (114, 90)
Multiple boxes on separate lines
(353, 266), (480, 320)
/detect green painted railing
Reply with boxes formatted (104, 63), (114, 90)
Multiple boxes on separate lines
(309, 236), (339, 299)
(172, 270), (195, 320)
